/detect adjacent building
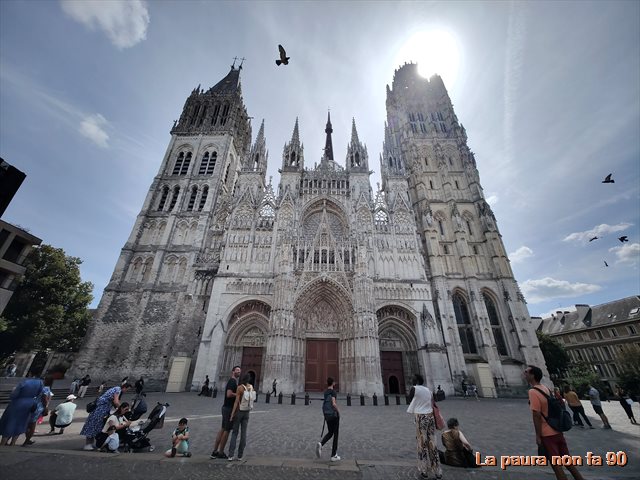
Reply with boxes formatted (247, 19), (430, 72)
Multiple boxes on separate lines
(538, 296), (640, 391)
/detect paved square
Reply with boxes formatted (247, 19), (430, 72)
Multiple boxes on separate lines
(1, 392), (638, 479)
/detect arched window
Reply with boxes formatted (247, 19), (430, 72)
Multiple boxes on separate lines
(141, 257), (153, 283)
(169, 186), (180, 211)
(198, 152), (210, 175)
(172, 152), (184, 175)
(198, 185), (208, 211)
(208, 152), (217, 174)
(453, 292), (477, 354)
(180, 152), (191, 175)
(211, 104), (221, 125)
(190, 103), (201, 125)
(290, 151), (296, 166)
(254, 153), (259, 170)
(129, 257), (142, 282)
(224, 164), (231, 184)
(198, 106), (207, 126)
(220, 103), (230, 126)
(187, 186), (198, 211)
(483, 293), (508, 356)
(354, 152), (360, 166)
(157, 186), (169, 211)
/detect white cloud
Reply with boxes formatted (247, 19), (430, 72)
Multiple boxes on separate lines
(609, 242), (640, 265)
(79, 114), (110, 148)
(486, 194), (499, 206)
(509, 245), (533, 263)
(60, 0), (150, 49)
(563, 222), (633, 243)
(521, 277), (601, 304)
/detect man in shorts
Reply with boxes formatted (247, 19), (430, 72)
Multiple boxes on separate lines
(210, 365), (241, 459)
(587, 384), (611, 429)
(525, 365), (584, 480)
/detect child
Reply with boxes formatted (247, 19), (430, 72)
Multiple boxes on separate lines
(165, 418), (191, 457)
(100, 425), (120, 453)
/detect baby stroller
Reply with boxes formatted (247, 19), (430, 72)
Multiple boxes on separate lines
(121, 402), (170, 452)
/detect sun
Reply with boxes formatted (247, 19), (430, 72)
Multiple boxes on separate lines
(394, 30), (461, 86)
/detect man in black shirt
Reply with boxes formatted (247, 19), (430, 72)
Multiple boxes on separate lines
(210, 366), (241, 459)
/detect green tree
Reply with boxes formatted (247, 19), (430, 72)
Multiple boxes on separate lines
(0, 244), (93, 355)
(615, 344), (640, 396)
(565, 361), (599, 396)
(536, 331), (570, 377)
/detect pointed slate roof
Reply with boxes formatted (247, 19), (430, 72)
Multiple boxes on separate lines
(209, 66), (241, 93)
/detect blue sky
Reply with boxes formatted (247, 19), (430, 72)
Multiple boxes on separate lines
(1, 1), (638, 316)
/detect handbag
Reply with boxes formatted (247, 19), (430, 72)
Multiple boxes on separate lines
(86, 400), (98, 413)
(432, 400), (445, 430)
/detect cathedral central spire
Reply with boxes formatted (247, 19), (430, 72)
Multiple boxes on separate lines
(323, 111), (334, 162)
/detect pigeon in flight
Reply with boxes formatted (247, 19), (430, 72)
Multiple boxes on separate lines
(602, 173), (615, 183)
(603, 260), (609, 267)
(618, 236), (629, 243)
(589, 236), (599, 242)
(276, 45), (290, 66)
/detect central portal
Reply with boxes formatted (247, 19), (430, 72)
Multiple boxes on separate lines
(305, 339), (339, 392)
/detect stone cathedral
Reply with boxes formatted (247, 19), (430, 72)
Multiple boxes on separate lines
(73, 63), (547, 396)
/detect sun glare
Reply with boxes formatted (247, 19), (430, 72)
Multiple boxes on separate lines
(395, 30), (461, 86)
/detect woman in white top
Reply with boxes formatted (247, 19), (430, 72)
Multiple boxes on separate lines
(98, 403), (131, 449)
(227, 374), (256, 461)
(407, 374), (442, 479)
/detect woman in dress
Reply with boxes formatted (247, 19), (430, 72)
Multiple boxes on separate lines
(80, 382), (131, 450)
(407, 374), (442, 479)
(23, 376), (53, 445)
(0, 377), (44, 446)
(616, 387), (637, 424)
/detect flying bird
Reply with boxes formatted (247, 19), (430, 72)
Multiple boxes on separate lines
(276, 45), (290, 66)
(589, 236), (599, 242)
(603, 260), (609, 267)
(602, 173), (615, 183)
(618, 236), (629, 243)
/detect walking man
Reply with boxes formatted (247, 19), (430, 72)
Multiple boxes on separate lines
(315, 377), (341, 462)
(587, 384), (612, 429)
(271, 379), (277, 397)
(210, 366), (241, 459)
(525, 365), (584, 480)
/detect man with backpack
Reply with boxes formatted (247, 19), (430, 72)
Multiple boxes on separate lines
(525, 365), (584, 480)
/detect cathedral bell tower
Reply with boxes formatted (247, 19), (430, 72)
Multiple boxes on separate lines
(384, 63), (547, 388)
(71, 64), (253, 387)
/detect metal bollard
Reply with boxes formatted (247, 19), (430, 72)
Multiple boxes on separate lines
(266, 392), (271, 404)
(395, 395), (401, 405)
(346, 393), (351, 406)
(291, 392), (296, 405)
(254, 392), (258, 403)
(212, 388), (217, 398)
(278, 392), (283, 404)
(360, 393), (365, 406)
(373, 393), (378, 406)
(384, 394), (389, 406)
(305, 392), (310, 405)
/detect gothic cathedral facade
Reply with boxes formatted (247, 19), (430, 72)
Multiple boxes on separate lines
(73, 63), (547, 395)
